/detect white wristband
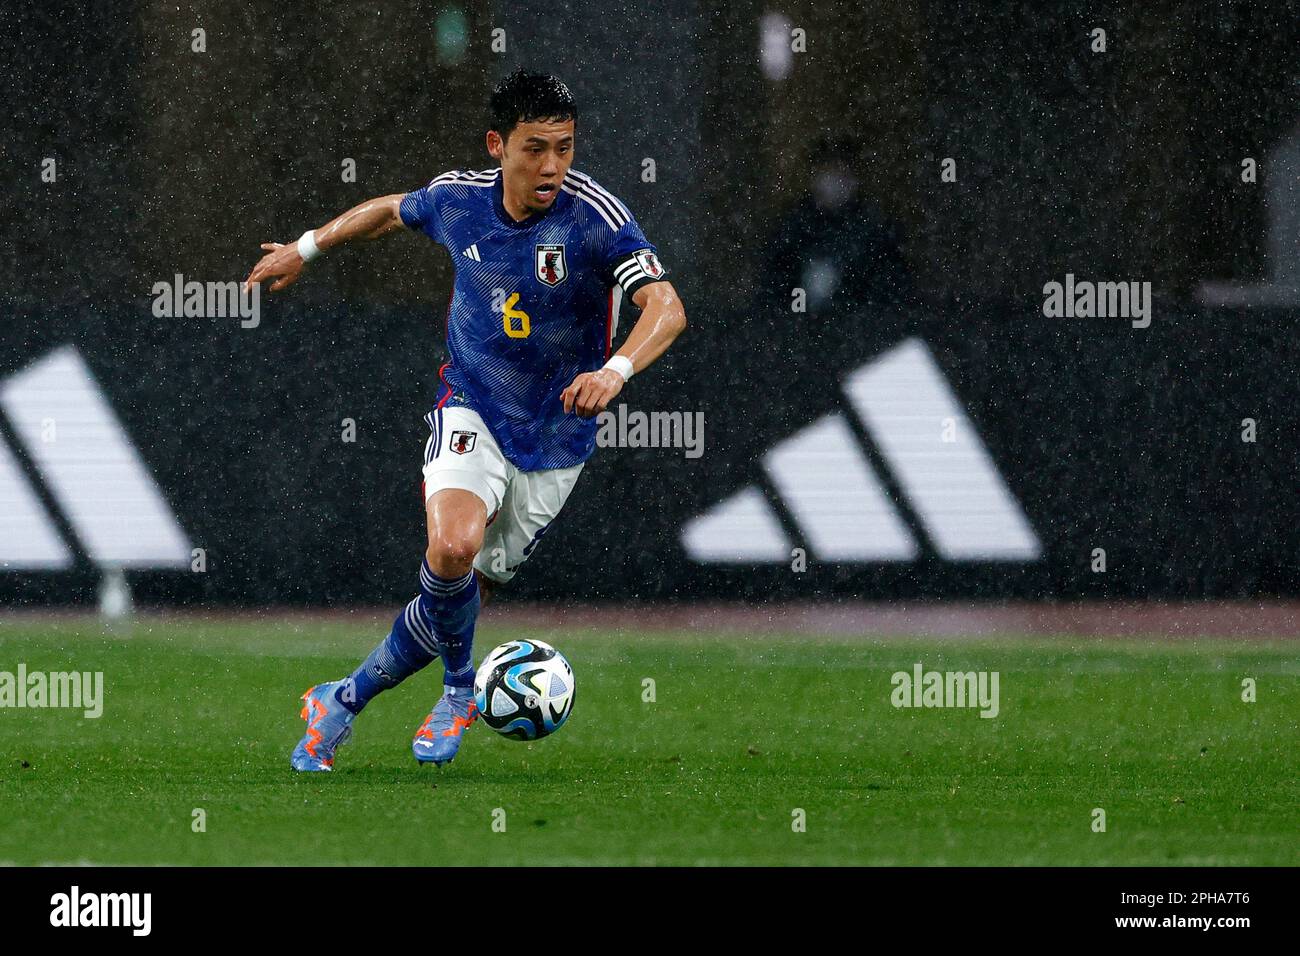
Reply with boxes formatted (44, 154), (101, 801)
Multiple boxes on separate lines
(602, 355), (634, 382)
(296, 229), (321, 262)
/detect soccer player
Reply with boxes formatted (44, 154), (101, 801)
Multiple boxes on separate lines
(244, 69), (686, 771)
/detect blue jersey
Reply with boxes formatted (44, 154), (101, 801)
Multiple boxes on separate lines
(400, 167), (668, 471)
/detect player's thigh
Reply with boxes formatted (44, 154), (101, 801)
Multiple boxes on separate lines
(474, 462), (585, 584)
(421, 406), (509, 566)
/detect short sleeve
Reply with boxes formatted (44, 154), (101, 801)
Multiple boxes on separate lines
(606, 219), (669, 298)
(399, 177), (448, 245)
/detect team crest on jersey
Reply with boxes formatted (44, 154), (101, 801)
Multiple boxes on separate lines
(535, 244), (568, 287)
(449, 430), (477, 455)
(634, 249), (664, 279)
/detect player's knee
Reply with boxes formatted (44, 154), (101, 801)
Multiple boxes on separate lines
(426, 531), (481, 576)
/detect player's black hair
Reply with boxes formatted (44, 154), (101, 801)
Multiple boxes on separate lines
(489, 68), (578, 144)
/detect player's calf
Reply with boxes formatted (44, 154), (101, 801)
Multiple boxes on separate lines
(416, 557), (480, 687)
(419, 488), (487, 686)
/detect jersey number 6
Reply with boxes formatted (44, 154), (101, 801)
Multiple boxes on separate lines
(502, 292), (531, 339)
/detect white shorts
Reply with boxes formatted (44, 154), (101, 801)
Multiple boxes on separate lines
(421, 405), (584, 584)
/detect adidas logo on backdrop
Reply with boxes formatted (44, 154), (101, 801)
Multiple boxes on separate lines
(681, 338), (1040, 563)
(0, 346), (191, 570)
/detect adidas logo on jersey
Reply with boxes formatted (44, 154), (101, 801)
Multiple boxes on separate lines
(681, 338), (1041, 564)
(462, 244), (481, 262)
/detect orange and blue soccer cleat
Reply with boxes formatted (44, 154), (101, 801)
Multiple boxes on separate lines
(291, 681), (356, 772)
(412, 685), (478, 767)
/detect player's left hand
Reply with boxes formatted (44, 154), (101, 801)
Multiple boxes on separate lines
(243, 242), (305, 294)
(561, 369), (624, 418)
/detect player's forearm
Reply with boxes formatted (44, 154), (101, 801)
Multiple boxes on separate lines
(312, 194), (406, 251)
(617, 283), (687, 374)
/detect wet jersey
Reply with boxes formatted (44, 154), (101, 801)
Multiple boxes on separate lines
(400, 167), (668, 470)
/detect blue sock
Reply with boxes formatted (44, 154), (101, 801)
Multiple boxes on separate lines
(418, 559), (480, 688)
(339, 596), (441, 714)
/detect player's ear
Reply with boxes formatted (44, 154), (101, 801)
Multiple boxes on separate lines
(486, 130), (503, 160)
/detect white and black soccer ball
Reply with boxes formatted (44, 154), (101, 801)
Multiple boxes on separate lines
(473, 640), (575, 740)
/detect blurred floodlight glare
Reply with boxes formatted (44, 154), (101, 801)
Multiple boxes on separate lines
(760, 11), (794, 81)
(436, 7), (469, 66)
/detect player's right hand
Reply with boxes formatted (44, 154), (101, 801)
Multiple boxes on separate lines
(244, 242), (304, 294)
(560, 368), (624, 418)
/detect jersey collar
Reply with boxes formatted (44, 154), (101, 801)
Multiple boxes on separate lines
(492, 172), (562, 229)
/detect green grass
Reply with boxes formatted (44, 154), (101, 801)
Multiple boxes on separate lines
(0, 616), (1296, 865)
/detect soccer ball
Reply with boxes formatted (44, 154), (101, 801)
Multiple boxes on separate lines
(473, 639), (575, 740)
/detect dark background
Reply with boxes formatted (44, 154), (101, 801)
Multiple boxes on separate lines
(1, 0), (1296, 605)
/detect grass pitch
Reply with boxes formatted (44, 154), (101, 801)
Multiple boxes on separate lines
(0, 616), (1295, 866)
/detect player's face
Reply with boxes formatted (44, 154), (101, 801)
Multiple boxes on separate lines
(492, 118), (575, 215)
